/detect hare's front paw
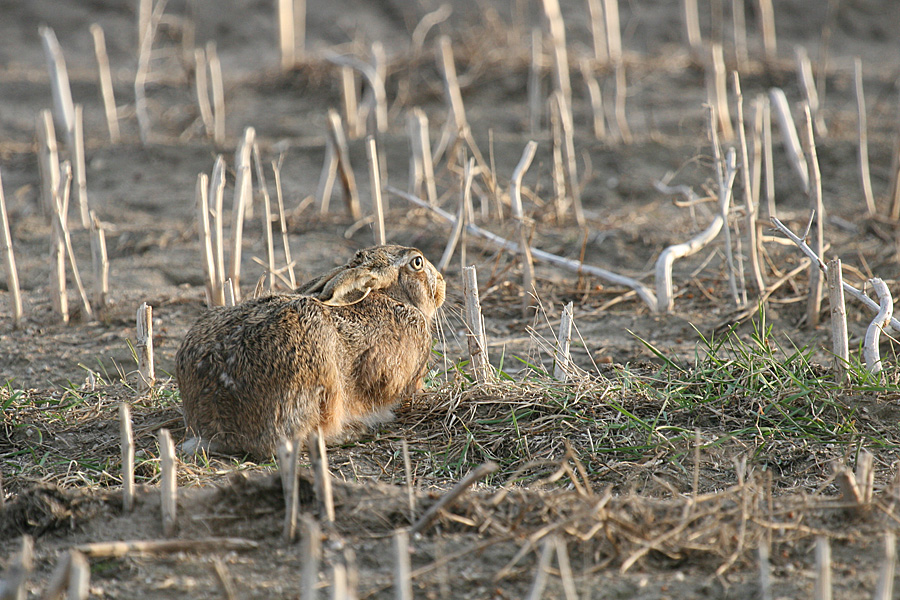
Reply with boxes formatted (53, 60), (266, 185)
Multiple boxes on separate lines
(180, 436), (228, 457)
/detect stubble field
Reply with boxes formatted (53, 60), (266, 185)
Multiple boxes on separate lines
(3, 0), (900, 597)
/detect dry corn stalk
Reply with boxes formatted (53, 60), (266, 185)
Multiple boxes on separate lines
(324, 51), (386, 134)
(294, 0), (306, 61)
(750, 95), (765, 218)
(890, 125), (900, 220)
(580, 59), (606, 140)
(438, 158), (474, 273)
(2, 536), (33, 600)
(463, 265), (492, 383)
(271, 155), (296, 288)
(51, 164), (93, 321)
(366, 137), (386, 246)
(252, 143), (276, 290)
(40, 27), (92, 229)
(301, 515), (321, 600)
(682, 0), (702, 58)
(341, 66), (361, 139)
(38, 26), (75, 140)
(540, 0), (573, 108)
(119, 403), (135, 512)
(229, 127), (256, 301)
(410, 4), (451, 57)
(614, 60), (632, 144)
(708, 104), (741, 307)
(209, 156), (226, 305)
(863, 278), (892, 374)
(68, 550), (90, 599)
(552, 90), (585, 226)
(757, 0), (777, 62)
(316, 132), (338, 213)
(407, 109), (437, 206)
(73, 104), (89, 228)
(326, 109), (361, 220)
(854, 57), (876, 216)
(734, 73), (765, 295)
(0, 168), (23, 327)
(802, 104), (824, 328)
(827, 258), (849, 382)
(875, 532), (896, 600)
(136, 302), (154, 389)
(587, 0), (608, 63)
(707, 44), (734, 140)
(277, 438), (300, 542)
(549, 93), (566, 220)
(437, 35), (468, 140)
(50, 164), (69, 324)
(553, 302), (574, 381)
(196, 172), (217, 305)
(224, 278), (236, 307)
(393, 529), (413, 600)
(529, 28), (543, 136)
(835, 450), (875, 516)
(135, 0), (167, 145)
(277, 0), (296, 72)
(795, 46), (826, 136)
(762, 95), (776, 219)
(194, 48), (214, 139)
(814, 536), (832, 600)
(158, 428), (177, 536)
(90, 24), (120, 143)
(407, 112), (424, 199)
(769, 88), (809, 191)
(758, 542), (773, 600)
(307, 429), (335, 523)
(509, 141), (538, 317)
(526, 536), (554, 599)
(137, 0), (151, 50)
(364, 42), (387, 141)
(207, 42), (225, 146)
(603, 0), (622, 65)
(89, 211), (109, 311)
(36, 110), (60, 216)
(732, 0), (748, 69)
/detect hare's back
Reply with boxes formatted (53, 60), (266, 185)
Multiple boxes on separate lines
(176, 295), (340, 393)
(176, 295), (344, 458)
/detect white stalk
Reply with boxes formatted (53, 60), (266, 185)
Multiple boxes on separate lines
(769, 88), (809, 192)
(863, 278), (892, 374)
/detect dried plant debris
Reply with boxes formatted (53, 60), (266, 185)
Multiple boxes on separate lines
(4, 0), (900, 596)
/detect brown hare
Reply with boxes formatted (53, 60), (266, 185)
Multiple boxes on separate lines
(175, 245), (445, 458)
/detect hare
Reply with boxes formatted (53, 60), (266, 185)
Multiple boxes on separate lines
(175, 245), (445, 458)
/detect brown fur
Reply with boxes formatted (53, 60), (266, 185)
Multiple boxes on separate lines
(175, 245), (445, 458)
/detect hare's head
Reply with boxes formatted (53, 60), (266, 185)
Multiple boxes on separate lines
(297, 245), (445, 319)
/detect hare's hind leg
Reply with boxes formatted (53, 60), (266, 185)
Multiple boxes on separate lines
(268, 385), (334, 446)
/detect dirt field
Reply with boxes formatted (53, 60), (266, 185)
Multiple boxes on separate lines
(3, 0), (900, 597)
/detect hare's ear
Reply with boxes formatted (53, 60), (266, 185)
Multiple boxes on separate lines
(295, 266), (343, 297)
(317, 268), (392, 306)
(297, 246), (406, 305)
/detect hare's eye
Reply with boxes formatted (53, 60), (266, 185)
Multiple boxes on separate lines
(410, 255), (424, 271)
